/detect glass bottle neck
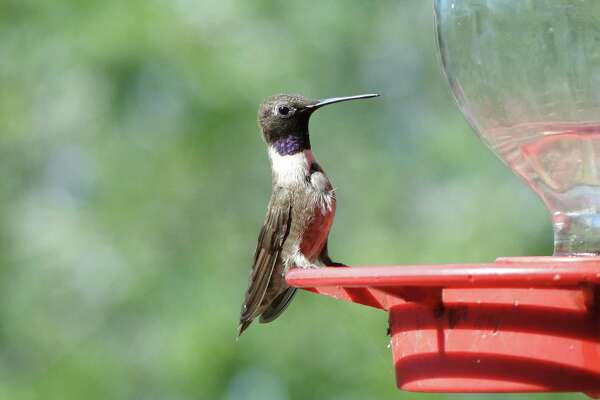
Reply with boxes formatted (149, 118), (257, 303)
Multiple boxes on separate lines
(553, 211), (600, 256)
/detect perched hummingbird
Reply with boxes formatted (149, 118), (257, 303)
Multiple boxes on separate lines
(238, 93), (379, 336)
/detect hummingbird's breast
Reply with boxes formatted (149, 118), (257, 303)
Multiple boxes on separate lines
(268, 147), (336, 266)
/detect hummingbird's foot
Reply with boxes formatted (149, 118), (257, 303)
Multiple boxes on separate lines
(327, 261), (348, 267)
(319, 254), (347, 267)
(326, 260), (347, 267)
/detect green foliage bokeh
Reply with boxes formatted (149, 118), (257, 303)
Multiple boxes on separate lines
(0, 1), (567, 399)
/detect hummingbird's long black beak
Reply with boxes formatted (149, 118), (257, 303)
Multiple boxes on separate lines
(306, 93), (379, 111)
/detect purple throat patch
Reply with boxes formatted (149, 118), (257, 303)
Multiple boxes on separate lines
(273, 135), (309, 156)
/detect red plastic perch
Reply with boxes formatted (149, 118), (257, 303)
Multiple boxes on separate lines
(286, 257), (600, 395)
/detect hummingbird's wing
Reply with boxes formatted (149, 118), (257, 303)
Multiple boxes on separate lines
(239, 188), (292, 335)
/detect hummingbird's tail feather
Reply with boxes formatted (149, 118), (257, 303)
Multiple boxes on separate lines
(238, 287), (295, 337)
(259, 288), (297, 323)
(238, 319), (253, 338)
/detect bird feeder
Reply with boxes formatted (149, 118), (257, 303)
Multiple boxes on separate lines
(286, 1), (600, 395)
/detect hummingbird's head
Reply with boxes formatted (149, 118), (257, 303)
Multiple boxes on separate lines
(258, 93), (379, 156)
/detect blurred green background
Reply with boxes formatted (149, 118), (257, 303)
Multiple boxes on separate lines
(0, 0), (572, 399)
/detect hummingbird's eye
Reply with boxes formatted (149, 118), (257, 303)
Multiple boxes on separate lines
(274, 104), (295, 118)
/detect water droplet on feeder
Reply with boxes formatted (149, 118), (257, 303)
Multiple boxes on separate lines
(553, 274), (561, 281)
(513, 300), (520, 307)
(476, 359), (481, 364)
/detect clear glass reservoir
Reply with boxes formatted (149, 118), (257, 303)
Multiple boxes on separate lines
(435, 0), (600, 255)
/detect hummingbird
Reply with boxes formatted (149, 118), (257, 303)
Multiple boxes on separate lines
(238, 93), (379, 336)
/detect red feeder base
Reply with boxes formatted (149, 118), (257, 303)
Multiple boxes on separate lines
(286, 257), (600, 395)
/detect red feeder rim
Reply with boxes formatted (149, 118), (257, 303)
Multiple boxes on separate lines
(286, 257), (600, 396)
